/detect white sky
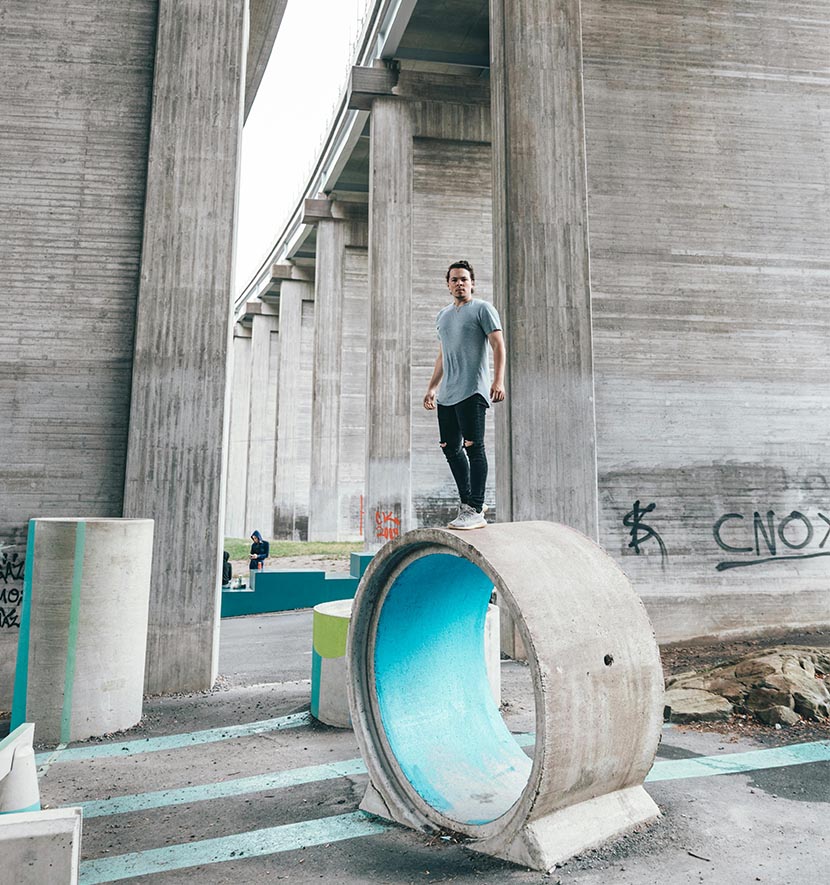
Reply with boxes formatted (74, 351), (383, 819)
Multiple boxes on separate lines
(235, 0), (374, 293)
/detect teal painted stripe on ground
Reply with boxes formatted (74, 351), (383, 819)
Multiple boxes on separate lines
(10, 520), (37, 729)
(61, 521), (86, 744)
(647, 739), (830, 782)
(77, 736), (830, 821)
(80, 757), (369, 818)
(35, 711), (312, 766)
(78, 811), (390, 884)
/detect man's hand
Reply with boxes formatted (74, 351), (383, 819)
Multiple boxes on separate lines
(424, 388), (437, 410)
(490, 382), (505, 403)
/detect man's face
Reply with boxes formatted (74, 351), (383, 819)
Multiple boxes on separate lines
(447, 267), (473, 302)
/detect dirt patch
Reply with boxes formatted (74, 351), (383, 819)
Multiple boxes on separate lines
(228, 553), (352, 581)
(661, 630), (830, 744)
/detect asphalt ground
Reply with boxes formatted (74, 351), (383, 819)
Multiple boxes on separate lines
(33, 610), (830, 885)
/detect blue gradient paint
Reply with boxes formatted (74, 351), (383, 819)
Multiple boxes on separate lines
(374, 554), (531, 825)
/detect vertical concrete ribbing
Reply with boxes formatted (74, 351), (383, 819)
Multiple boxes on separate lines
(244, 313), (280, 538)
(123, 0), (246, 693)
(490, 0), (599, 538)
(309, 220), (346, 541)
(366, 97), (414, 550)
(274, 281), (315, 539)
(223, 328), (253, 538)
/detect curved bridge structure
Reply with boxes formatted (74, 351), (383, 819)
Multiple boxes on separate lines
(348, 522), (664, 869)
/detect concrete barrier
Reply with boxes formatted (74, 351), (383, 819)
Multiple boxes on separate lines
(0, 806), (82, 884)
(313, 597), (501, 729)
(12, 518), (154, 745)
(0, 723), (40, 814)
(348, 522), (664, 870)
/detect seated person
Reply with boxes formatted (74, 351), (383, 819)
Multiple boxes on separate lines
(249, 530), (269, 571)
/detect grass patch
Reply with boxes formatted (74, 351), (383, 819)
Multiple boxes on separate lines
(224, 538), (361, 560)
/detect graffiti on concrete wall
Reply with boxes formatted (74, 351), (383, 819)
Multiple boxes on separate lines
(621, 501), (830, 572)
(623, 500), (668, 564)
(713, 509), (830, 571)
(375, 510), (401, 541)
(0, 550), (25, 629)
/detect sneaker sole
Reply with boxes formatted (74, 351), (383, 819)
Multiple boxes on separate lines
(449, 521), (487, 530)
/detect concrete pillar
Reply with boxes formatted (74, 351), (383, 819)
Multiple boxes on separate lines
(224, 324), (253, 538)
(12, 518), (154, 744)
(122, 0), (246, 694)
(274, 281), (315, 539)
(365, 97), (414, 549)
(244, 311), (280, 538)
(309, 214), (369, 541)
(490, 0), (599, 538)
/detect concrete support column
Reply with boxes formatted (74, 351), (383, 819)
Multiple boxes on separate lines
(123, 0), (246, 693)
(274, 281), (315, 539)
(309, 219), (347, 541)
(224, 324), (253, 538)
(490, 0), (598, 538)
(309, 214), (369, 541)
(366, 97), (414, 550)
(244, 312), (280, 538)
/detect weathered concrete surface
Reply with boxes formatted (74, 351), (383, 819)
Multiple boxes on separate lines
(0, 807), (82, 885)
(122, 0), (246, 696)
(0, 0), (158, 708)
(223, 325), (253, 538)
(365, 97), (415, 549)
(490, 0), (599, 538)
(14, 519), (153, 744)
(245, 311), (280, 539)
(581, 1), (830, 639)
(274, 281), (315, 539)
(309, 212), (369, 541)
(349, 522), (664, 869)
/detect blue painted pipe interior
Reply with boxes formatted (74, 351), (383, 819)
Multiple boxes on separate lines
(374, 553), (532, 825)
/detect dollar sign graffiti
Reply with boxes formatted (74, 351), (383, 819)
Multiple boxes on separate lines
(623, 500), (668, 563)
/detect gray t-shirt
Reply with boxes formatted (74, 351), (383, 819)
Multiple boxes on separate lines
(436, 298), (502, 407)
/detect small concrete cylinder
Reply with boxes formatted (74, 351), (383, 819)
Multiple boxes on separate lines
(348, 522), (664, 870)
(12, 518), (154, 744)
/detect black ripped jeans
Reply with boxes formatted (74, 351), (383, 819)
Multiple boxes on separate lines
(437, 394), (488, 512)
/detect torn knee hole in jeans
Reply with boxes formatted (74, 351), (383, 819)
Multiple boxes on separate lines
(439, 442), (447, 448)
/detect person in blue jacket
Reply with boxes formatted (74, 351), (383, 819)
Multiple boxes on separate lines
(249, 530), (269, 571)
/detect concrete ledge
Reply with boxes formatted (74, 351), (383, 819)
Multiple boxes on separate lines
(221, 569), (360, 617)
(0, 806), (82, 884)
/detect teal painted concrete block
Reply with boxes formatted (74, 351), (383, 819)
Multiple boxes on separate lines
(221, 569), (359, 618)
(350, 553), (374, 579)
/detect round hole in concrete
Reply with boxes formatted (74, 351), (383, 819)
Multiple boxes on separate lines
(373, 552), (532, 826)
(604, 654), (614, 666)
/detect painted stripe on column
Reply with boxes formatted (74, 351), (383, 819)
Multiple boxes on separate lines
(78, 811), (390, 884)
(10, 519), (37, 729)
(35, 711), (313, 766)
(60, 521), (86, 744)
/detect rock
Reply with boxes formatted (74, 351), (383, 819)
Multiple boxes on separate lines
(665, 670), (698, 689)
(755, 706), (801, 727)
(745, 686), (792, 710)
(664, 689), (733, 723)
(734, 658), (778, 679)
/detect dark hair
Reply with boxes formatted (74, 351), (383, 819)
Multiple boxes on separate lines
(446, 260), (475, 283)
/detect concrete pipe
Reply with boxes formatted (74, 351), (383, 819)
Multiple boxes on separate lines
(348, 522), (664, 870)
(12, 518), (154, 745)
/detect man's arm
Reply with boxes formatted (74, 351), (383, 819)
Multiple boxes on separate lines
(488, 330), (506, 402)
(423, 349), (443, 410)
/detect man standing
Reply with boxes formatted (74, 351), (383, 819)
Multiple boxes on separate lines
(423, 260), (505, 529)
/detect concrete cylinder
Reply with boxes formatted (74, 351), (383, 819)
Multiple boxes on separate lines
(12, 518), (154, 744)
(348, 522), (664, 870)
(314, 598), (501, 729)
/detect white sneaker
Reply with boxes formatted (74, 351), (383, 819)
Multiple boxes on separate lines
(449, 504), (487, 530)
